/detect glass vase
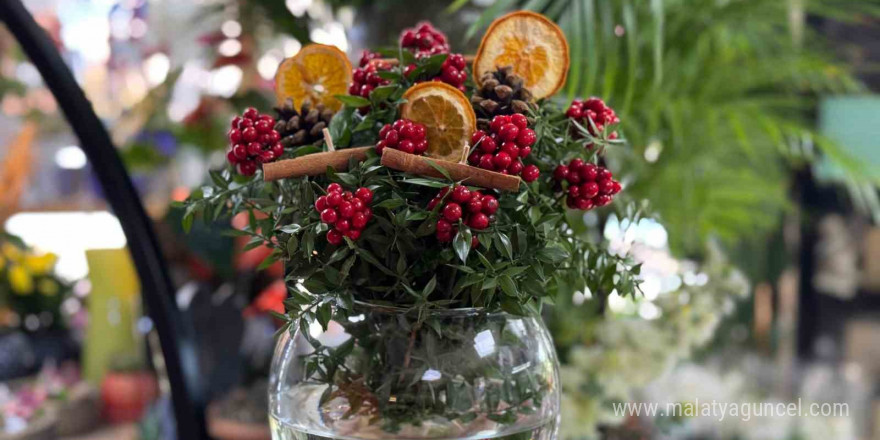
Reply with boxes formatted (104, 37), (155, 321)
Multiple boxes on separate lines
(269, 303), (560, 440)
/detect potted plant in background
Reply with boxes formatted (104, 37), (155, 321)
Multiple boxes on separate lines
(182, 10), (646, 440)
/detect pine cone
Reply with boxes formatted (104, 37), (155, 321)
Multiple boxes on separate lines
(471, 66), (535, 131)
(274, 98), (335, 148)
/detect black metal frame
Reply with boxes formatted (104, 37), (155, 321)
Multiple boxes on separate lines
(0, 2), (209, 438)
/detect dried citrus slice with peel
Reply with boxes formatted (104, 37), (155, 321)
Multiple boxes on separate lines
(473, 11), (569, 99)
(275, 44), (352, 112)
(401, 82), (476, 163)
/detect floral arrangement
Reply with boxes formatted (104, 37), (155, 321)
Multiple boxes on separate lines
(0, 233), (68, 332)
(181, 10), (645, 435)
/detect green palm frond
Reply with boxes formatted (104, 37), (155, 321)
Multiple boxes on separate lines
(468, 0), (872, 254)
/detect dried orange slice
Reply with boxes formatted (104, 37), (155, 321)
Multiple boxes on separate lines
(473, 11), (569, 99)
(401, 82), (476, 163)
(275, 44), (352, 112)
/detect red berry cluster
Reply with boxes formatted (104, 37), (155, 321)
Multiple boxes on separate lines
(404, 54), (468, 92)
(428, 186), (498, 246)
(315, 183), (374, 245)
(226, 107), (283, 176)
(376, 119), (428, 155)
(357, 50), (382, 68)
(349, 58), (391, 101)
(400, 22), (449, 58)
(566, 97), (619, 143)
(552, 159), (622, 210)
(468, 114), (540, 182)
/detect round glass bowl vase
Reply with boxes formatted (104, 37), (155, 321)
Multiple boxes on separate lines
(269, 304), (560, 440)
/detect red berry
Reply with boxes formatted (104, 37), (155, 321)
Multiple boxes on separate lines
(568, 185), (581, 198)
(232, 144), (248, 160)
(246, 142), (262, 156)
(493, 152), (512, 170)
(510, 113), (529, 129)
(479, 136), (497, 153)
(482, 196), (498, 214)
(610, 181), (622, 195)
(259, 150), (276, 163)
(500, 142), (519, 157)
(471, 131), (486, 145)
(375, 140), (387, 155)
(436, 219), (453, 234)
(398, 140), (415, 154)
(443, 203), (462, 222)
(326, 192), (342, 207)
(344, 229), (361, 240)
(272, 143), (283, 157)
(499, 124), (520, 142)
(411, 123), (426, 140)
(414, 140), (428, 155)
(553, 165), (569, 181)
(241, 127), (257, 143)
(522, 165), (540, 182)
(327, 229), (344, 245)
(468, 213), (490, 230)
(242, 107), (259, 120)
(490, 116), (507, 133)
(437, 230), (454, 243)
(352, 198), (365, 212)
(335, 219), (351, 232)
(352, 212), (367, 229)
(567, 171), (582, 184)
(471, 235), (480, 249)
(580, 164), (598, 181)
(451, 186), (471, 203)
(428, 198), (440, 211)
(598, 168), (613, 181)
(238, 161), (256, 176)
(575, 197), (593, 210)
(362, 207), (373, 221)
(467, 198), (483, 213)
(355, 187), (373, 204)
(392, 119), (407, 131)
(594, 195), (612, 206)
(478, 154), (495, 170)
(598, 179), (615, 195)
(508, 160), (523, 175)
(379, 124), (392, 139)
(569, 158), (584, 171)
(516, 128), (536, 147)
(228, 129), (242, 143)
(327, 183), (343, 193)
(384, 130), (399, 147)
(338, 201), (354, 218)
(226, 150), (240, 164)
(581, 182), (599, 198)
(321, 209), (338, 224)
(315, 196), (328, 211)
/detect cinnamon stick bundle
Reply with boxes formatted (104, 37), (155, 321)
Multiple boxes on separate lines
(263, 147), (372, 181)
(380, 148), (521, 192)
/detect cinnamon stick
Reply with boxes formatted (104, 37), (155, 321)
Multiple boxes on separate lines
(380, 148), (521, 192)
(263, 147), (372, 181)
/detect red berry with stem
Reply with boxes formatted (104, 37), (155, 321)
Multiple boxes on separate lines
(451, 186), (471, 203)
(355, 187), (373, 204)
(522, 165), (540, 182)
(326, 229), (344, 245)
(468, 213), (490, 230)
(443, 203), (463, 222)
(321, 209), (338, 224)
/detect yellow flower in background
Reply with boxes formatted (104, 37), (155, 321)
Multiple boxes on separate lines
(23, 253), (57, 275)
(9, 265), (34, 294)
(2, 243), (23, 262)
(38, 278), (59, 296)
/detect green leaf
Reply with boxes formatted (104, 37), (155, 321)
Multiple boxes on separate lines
(316, 302), (333, 331)
(334, 94), (370, 107)
(453, 228), (473, 263)
(494, 233), (513, 260)
(401, 178), (448, 188)
(424, 159), (453, 181)
(498, 275), (518, 297)
(422, 276), (437, 299)
(287, 235), (299, 258)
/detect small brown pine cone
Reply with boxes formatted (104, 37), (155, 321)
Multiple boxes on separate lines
(471, 67), (536, 121)
(274, 99), (336, 147)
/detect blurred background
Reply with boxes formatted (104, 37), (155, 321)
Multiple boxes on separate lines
(0, 0), (878, 439)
